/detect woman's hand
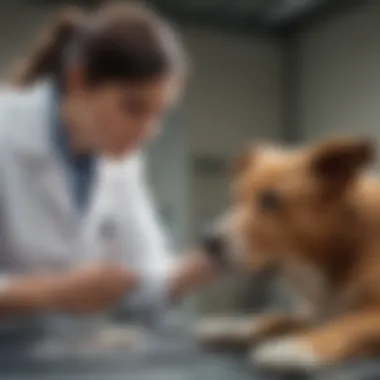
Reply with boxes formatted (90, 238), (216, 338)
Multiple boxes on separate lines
(0, 264), (138, 317)
(50, 263), (139, 314)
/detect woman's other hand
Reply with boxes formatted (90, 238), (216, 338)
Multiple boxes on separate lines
(0, 264), (138, 317)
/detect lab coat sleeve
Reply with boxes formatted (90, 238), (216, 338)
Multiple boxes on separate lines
(112, 154), (178, 316)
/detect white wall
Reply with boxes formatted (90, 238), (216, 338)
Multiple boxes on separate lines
(298, 2), (380, 150)
(183, 29), (282, 240)
(184, 29), (282, 155)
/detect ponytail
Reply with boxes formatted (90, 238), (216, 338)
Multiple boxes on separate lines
(10, 7), (84, 87)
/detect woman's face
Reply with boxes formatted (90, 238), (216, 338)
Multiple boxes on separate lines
(67, 72), (182, 157)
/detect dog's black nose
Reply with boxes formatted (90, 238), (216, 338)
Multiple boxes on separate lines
(199, 227), (227, 269)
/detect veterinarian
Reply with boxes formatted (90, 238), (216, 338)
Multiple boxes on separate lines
(0, 3), (214, 339)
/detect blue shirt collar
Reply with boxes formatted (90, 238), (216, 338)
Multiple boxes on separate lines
(51, 83), (97, 211)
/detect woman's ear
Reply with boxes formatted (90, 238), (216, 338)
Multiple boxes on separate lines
(310, 137), (375, 183)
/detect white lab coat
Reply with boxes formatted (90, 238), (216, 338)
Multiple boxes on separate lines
(0, 80), (176, 335)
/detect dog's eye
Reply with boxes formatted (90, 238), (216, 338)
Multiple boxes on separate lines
(257, 189), (281, 213)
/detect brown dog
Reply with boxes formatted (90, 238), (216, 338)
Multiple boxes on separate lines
(197, 137), (380, 371)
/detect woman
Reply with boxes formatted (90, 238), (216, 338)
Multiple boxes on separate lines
(0, 3), (215, 332)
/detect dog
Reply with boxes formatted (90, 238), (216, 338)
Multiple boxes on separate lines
(197, 137), (380, 371)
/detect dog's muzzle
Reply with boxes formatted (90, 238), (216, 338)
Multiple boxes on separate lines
(199, 225), (229, 270)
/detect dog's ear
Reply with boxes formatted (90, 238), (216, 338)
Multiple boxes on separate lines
(310, 138), (375, 184)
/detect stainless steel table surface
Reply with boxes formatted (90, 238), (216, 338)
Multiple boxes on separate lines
(0, 321), (379, 380)
(0, 330), (268, 380)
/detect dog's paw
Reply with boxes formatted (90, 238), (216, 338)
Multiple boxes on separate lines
(249, 337), (322, 371)
(196, 316), (255, 346)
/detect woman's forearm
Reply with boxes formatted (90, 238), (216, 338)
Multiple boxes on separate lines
(0, 274), (60, 317)
(0, 264), (138, 318)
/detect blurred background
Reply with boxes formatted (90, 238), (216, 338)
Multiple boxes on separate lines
(0, 0), (377, 316)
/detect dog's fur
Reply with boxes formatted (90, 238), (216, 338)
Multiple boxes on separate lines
(197, 137), (380, 371)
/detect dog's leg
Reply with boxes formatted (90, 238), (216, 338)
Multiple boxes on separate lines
(250, 308), (380, 371)
(196, 313), (311, 347)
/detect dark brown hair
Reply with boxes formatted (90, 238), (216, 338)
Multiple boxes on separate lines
(10, 2), (187, 87)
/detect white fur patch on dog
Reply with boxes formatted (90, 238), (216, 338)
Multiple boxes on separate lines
(250, 337), (322, 371)
(196, 316), (258, 343)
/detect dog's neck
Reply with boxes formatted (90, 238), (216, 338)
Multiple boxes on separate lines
(313, 233), (359, 285)
(281, 235), (361, 320)
(296, 199), (363, 286)
(283, 205), (367, 320)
